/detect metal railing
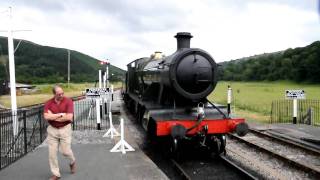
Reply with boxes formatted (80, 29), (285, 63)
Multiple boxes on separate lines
(0, 105), (47, 170)
(72, 98), (110, 130)
(271, 99), (320, 126)
(0, 96), (112, 170)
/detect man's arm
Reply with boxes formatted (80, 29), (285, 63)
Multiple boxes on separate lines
(44, 110), (62, 121)
(57, 113), (73, 122)
(44, 111), (73, 122)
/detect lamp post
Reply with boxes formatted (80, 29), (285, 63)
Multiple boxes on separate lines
(2, 7), (30, 136)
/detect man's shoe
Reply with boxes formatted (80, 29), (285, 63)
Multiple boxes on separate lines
(49, 175), (60, 180)
(70, 161), (76, 174)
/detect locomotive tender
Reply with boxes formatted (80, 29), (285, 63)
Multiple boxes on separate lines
(124, 32), (248, 155)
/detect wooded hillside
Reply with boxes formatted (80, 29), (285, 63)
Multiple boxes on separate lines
(218, 41), (320, 83)
(0, 37), (125, 84)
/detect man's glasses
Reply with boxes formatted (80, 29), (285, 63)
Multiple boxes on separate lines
(56, 93), (64, 96)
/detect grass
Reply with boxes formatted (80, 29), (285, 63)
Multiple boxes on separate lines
(0, 82), (123, 108)
(2, 80), (319, 124)
(208, 81), (320, 123)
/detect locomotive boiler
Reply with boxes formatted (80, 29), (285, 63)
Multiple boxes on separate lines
(124, 32), (248, 156)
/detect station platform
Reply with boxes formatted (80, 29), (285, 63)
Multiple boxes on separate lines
(0, 90), (168, 180)
(249, 122), (320, 150)
(0, 129), (168, 180)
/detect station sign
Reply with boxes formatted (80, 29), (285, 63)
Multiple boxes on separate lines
(85, 88), (109, 97)
(285, 90), (305, 99)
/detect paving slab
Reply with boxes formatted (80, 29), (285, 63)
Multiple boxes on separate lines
(0, 130), (168, 180)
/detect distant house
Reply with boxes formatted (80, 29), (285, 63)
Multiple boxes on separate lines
(7, 83), (36, 95)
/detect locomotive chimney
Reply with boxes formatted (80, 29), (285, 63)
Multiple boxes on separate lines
(175, 32), (193, 50)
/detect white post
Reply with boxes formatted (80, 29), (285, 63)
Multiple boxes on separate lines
(227, 85), (232, 116)
(98, 70), (102, 88)
(103, 73), (106, 88)
(110, 118), (135, 154)
(106, 64), (109, 88)
(96, 98), (101, 130)
(103, 112), (119, 138)
(111, 84), (114, 101)
(7, 7), (18, 136)
(293, 99), (297, 124)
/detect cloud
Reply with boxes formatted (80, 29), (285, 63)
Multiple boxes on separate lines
(0, 0), (319, 70)
(3, 0), (65, 12)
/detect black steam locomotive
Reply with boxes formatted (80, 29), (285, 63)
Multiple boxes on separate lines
(123, 32), (248, 155)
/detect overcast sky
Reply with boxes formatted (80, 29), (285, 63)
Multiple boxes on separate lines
(1, 0), (319, 70)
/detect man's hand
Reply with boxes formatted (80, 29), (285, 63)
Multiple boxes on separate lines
(56, 113), (73, 122)
(44, 111), (72, 122)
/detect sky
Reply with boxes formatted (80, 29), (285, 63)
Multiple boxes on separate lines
(0, 0), (319, 70)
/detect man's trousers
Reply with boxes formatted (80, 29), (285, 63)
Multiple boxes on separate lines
(47, 124), (75, 177)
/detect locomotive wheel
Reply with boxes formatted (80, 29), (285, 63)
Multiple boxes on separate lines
(207, 135), (226, 156)
(146, 118), (157, 140)
(217, 135), (226, 155)
(128, 100), (135, 113)
(169, 137), (181, 160)
(136, 105), (141, 122)
(137, 106), (145, 124)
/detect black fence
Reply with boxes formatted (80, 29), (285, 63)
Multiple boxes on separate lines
(0, 105), (46, 170)
(73, 98), (110, 130)
(0, 96), (112, 170)
(271, 99), (320, 126)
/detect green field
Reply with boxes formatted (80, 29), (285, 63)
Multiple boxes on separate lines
(208, 81), (320, 123)
(0, 82), (123, 108)
(2, 81), (319, 124)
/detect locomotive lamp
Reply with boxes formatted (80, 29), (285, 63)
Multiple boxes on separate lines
(197, 102), (205, 120)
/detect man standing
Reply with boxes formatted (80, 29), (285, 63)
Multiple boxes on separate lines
(44, 85), (76, 180)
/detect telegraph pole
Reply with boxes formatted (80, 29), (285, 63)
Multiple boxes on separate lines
(67, 49), (70, 87)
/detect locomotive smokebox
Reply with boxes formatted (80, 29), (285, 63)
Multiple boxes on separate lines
(175, 32), (193, 50)
(168, 32), (218, 101)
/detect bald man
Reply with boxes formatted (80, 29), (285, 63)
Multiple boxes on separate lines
(44, 85), (76, 180)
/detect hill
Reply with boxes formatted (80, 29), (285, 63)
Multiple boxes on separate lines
(0, 37), (125, 84)
(218, 41), (320, 83)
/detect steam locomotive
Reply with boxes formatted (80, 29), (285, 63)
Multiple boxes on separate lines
(123, 32), (248, 156)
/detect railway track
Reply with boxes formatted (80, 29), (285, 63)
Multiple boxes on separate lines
(227, 129), (320, 179)
(169, 155), (258, 180)
(121, 90), (256, 179)
(249, 128), (320, 154)
(249, 128), (320, 152)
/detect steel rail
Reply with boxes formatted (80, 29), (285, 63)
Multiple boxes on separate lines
(249, 128), (320, 155)
(170, 159), (191, 180)
(219, 155), (258, 180)
(228, 133), (320, 177)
